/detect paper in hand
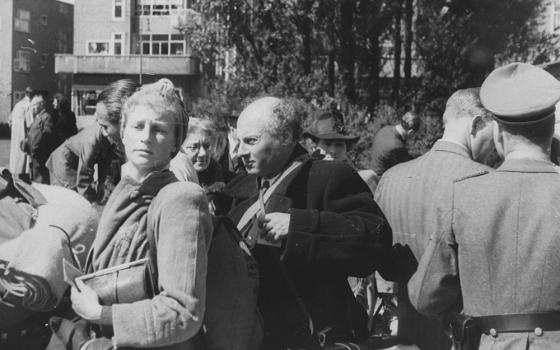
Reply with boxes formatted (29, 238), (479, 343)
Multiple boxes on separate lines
(62, 258), (83, 291)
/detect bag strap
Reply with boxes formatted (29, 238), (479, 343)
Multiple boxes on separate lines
(236, 159), (305, 231)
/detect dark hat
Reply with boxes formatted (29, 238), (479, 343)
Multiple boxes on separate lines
(481, 62), (560, 125)
(303, 112), (359, 141)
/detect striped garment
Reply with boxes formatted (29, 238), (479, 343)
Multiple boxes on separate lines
(374, 139), (492, 350)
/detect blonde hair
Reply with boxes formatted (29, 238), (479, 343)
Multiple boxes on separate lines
(121, 79), (188, 157)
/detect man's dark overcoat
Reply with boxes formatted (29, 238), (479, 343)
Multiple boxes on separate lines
(226, 145), (393, 349)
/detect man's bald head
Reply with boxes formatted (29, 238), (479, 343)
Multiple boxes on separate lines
(236, 97), (301, 177)
(239, 97), (302, 144)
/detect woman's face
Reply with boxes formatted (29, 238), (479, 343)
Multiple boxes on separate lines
(96, 102), (122, 146)
(122, 105), (177, 177)
(316, 139), (348, 161)
(182, 131), (213, 172)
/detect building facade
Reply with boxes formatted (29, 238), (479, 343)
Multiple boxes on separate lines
(0, 0), (73, 123)
(55, 0), (200, 122)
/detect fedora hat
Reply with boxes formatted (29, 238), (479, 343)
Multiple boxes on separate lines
(303, 112), (359, 142)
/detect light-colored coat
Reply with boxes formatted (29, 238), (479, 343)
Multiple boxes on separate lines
(9, 97), (32, 175)
(409, 158), (560, 350)
(90, 170), (213, 349)
(374, 140), (492, 350)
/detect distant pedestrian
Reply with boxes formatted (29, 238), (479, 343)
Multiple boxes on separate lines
(370, 111), (420, 176)
(8, 87), (33, 178)
(52, 92), (77, 142)
(23, 91), (59, 184)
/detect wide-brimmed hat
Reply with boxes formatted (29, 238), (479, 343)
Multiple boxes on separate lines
(303, 112), (359, 142)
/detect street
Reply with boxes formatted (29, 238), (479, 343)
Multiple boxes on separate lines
(0, 139), (10, 168)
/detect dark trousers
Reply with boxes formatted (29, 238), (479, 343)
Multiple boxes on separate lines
(31, 158), (50, 184)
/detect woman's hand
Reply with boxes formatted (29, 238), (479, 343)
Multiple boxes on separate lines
(71, 279), (103, 322)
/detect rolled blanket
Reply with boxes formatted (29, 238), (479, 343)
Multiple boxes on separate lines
(0, 183), (98, 329)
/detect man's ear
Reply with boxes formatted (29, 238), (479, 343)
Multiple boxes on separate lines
(470, 115), (485, 136)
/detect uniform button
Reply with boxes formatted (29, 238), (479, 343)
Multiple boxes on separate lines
(535, 327), (543, 336)
(490, 328), (498, 337)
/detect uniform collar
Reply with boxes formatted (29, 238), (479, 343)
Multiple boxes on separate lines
(432, 140), (471, 159)
(497, 158), (558, 173)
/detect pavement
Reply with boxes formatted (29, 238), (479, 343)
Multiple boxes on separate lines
(0, 139), (10, 168)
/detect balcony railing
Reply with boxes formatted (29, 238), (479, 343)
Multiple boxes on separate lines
(55, 54), (200, 75)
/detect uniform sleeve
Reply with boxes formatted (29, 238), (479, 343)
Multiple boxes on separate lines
(283, 163), (392, 277)
(407, 189), (461, 316)
(108, 182), (213, 347)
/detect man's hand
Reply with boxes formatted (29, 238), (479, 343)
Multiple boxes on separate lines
(71, 279), (102, 322)
(261, 212), (290, 243)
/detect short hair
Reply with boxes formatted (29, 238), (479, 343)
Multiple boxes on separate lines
(24, 86), (34, 97)
(97, 79), (139, 124)
(267, 98), (302, 143)
(53, 92), (71, 112)
(122, 78), (188, 157)
(443, 88), (494, 125)
(501, 114), (555, 145)
(400, 111), (420, 131)
(187, 115), (216, 136)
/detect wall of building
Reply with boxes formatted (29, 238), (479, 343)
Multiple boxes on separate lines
(74, 0), (133, 55)
(0, 0), (13, 122)
(5, 0), (73, 122)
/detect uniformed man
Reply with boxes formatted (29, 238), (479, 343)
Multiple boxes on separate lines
(374, 88), (497, 349)
(408, 62), (560, 350)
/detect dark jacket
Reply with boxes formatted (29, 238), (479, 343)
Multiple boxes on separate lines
(54, 109), (78, 142)
(25, 110), (60, 165)
(226, 144), (393, 349)
(370, 125), (412, 176)
(46, 125), (123, 203)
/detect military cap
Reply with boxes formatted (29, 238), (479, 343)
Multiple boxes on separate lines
(480, 62), (560, 125)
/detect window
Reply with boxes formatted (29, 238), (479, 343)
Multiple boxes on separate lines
(139, 33), (185, 55)
(15, 9), (30, 33)
(113, 33), (124, 55)
(87, 42), (110, 55)
(114, 0), (124, 19)
(14, 50), (31, 72)
(59, 3), (69, 15)
(135, 0), (186, 16)
(57, 32), (69, 53)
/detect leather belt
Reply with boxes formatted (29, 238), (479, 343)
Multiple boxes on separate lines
(474, 312), (560, 334)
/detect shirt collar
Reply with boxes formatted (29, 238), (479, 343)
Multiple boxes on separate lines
(497, 158), (557, 173)
(432, 140), (472, 159)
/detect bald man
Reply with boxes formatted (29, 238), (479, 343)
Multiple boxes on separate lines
(225, 97), (392, 350)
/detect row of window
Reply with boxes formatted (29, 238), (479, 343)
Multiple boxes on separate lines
(134, 0), (193, 16)
(86, 34), (186, 56)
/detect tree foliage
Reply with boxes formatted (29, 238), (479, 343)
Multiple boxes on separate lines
(187, 0), (558, 158)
